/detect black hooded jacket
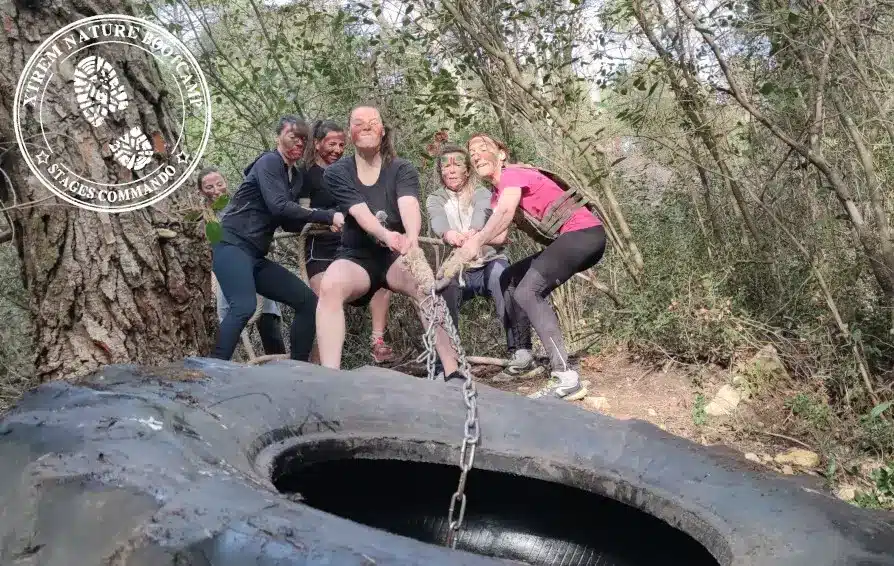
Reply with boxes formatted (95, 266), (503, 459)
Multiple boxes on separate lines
(220, 150), (335, 257)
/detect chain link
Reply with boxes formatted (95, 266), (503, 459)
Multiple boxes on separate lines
(416, 287), (479, 549)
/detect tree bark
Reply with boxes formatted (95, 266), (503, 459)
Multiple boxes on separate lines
(0, 0), (216, 382)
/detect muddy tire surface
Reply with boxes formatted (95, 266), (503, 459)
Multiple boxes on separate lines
(0, 358), (892, 565)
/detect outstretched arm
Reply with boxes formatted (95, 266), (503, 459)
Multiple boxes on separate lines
(395, 162), (423, 252)
(470, 207), (508, 246)
(488, 229), (509, 245)
(398, 196), (422, 241)
(347, 202), (396, 243)
(258, 158), (334, 225)
(324, 161), (402, 251)
(465, 187), (521, 252)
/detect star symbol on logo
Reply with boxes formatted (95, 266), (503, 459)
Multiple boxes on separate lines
(35, 150), (49, 164)
(176, 150), (190, 164)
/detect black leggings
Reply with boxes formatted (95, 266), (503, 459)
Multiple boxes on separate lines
(211, 242), (317, 361)
(500, 225), (606, 370)
(257, 313), (286, 355)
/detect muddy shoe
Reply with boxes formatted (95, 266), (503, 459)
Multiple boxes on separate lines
(505, 349), (535, 375)
(527, 370), (588, 401)
(491, 365), (545, 383)
(371, 337), (395, 364)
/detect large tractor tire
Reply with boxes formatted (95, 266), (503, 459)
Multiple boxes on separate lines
(0, 359), (891, 565)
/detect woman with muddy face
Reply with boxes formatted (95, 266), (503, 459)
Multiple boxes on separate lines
(197, 166), (286, 357)
(300, 119), (396, 364)
(460, 133), (607, 402)
(210, 116), (342, 363)
(426, 144), (515, 376)
(316, 105), (462, 379)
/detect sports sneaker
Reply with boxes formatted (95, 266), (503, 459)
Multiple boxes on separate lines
(527, 370), (588, 401)
(505, 349), (535, 375)
(371, 336), (395, 363)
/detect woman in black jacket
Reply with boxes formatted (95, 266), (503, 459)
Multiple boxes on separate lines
(210, 115), (344, 361)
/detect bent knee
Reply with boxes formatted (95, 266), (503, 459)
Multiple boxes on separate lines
(319, 274), (356, 305)
(309, 273), (324, 296)
(513, 278), (542, 304)
(224, 300), (257, 322)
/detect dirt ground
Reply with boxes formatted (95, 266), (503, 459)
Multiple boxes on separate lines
(482, 351), (717, 442)
(454, 348), (886, 501)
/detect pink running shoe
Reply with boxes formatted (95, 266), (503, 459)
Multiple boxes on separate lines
(371, 336), (395, 363)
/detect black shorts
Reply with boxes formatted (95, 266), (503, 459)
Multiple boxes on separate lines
(306, 258), (331, 280)
(336, 246), (399, 307)
(305, 234), (340, 280)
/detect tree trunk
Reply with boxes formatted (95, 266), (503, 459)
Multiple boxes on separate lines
(0, 1), (216, 382)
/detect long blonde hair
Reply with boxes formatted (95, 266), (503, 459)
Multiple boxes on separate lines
(435, 144), (477, 209)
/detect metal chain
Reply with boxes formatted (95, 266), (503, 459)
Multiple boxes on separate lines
(416, 287), (479, 549)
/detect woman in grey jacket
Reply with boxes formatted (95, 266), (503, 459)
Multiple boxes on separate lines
(426, 145), (521, 370)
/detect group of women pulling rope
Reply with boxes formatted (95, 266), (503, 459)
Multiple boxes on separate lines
(201, 103), (606, 402)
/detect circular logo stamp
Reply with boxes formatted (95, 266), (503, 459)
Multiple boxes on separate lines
(13, 14), (212, 213)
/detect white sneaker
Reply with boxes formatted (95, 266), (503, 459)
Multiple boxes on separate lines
(528, 370), (587, 401)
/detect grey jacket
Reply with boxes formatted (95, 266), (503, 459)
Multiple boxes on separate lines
(426, 186), (506, 267)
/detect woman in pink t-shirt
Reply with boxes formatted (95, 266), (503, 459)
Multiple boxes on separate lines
(457, 133), (606, 401)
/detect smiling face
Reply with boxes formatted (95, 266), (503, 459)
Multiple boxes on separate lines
(439, 152), (470, 191)
(316, 130), (347, 166)
(200, 171), (227, 201)
(349, 107), (384, 152)
(277, 122), (306, 163)
(467, 135), (504, 181)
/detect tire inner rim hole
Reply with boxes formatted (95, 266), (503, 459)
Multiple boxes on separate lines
(271, 445), (720, 566)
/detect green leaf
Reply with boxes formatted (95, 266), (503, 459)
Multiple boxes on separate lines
(647, 82), (658, 96)
(759, 82), (776, 95)
(205, 220), (223, 244)
(211, 194), (230, 212)
(869, 401), (893, 419)
(183, 210), (202, 222)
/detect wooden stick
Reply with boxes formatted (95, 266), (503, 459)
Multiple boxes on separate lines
(467, 356), (510, 367)
(246, 354), (290, 365)
(754, 430), (816, 452)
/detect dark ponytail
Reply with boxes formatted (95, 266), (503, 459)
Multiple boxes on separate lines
(380, 125), (397, 167)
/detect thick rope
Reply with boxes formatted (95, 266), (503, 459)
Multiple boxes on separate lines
(294, 222), (317, 284)
(259, 230), (509, 368)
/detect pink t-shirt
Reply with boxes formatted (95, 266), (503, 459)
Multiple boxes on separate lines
(493, 166), (600, 234)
